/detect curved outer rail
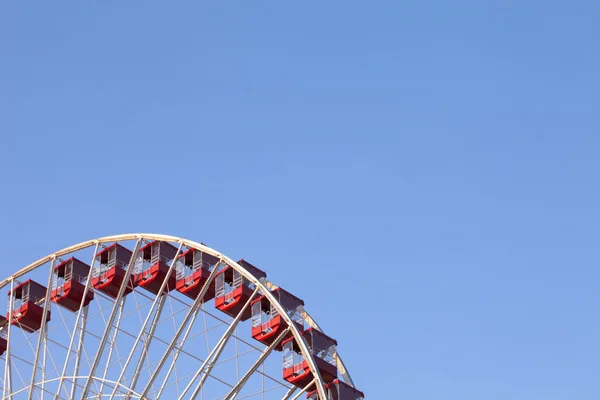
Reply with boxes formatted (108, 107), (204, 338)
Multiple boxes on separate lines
(0, 233), (356, 399)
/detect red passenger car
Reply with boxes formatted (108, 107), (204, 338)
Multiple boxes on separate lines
(91, 244), (136, 298)
(251, 287), (304, 349)
(307, 380), (365, 400)
(175, 248), (220, 302)
(51, 257), (94, 312)
(133, 241), (178, 295)
(0, 316), (7, 356)
(215, 260), (266, 321)
(7, 280), (51, 333)
(282, 328), (338, 390)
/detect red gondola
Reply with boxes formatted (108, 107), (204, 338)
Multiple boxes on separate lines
(307, 379), (365, 400)
(50, 257), (94, 312)
(91, 244), (136, 298)
(175, 248), (220, 302)
(251, 287), (304, 349)
(282, 328), (338, 390)
(0, 316), (7, 356)
(133, 241), (178, 295)
(7, 280), (51, 333)
(215, 260), (266, 321)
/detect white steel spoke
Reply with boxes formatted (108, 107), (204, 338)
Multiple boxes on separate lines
(54, 241), (100, 400)
(110, 242), (183, 399)
(236, 384), (290, 400)
(281, 386), (297, 400)
(224, 327), (291, 400)
(153, 303), (202, 399)
(290, 379), (314, 400)
(28, 258), (56, 400)
(80, 238), (143, 399)
(12, 375), (142, 400)
(183, 287), (259, 400)
(69, 305), (88, 399)
(3, 279), (15, 399)
(237, 329), (241, 385)
(40, 331), (48, 400)
(96, 298), (127, 397)
(125, 294), (166, 397)
(137, 261), (222, 400)
(0, 234), (351, 400)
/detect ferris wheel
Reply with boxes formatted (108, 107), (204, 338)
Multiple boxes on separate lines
(0, 234), (364, 400)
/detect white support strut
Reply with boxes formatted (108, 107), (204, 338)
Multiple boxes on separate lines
(224, 327), (291, 400)
(27, 257), (56, 400)
(291, 379), (315, 400)
(54, 241), (100, 400)
(281, 385), (298, 400)
(3, 279), (15, 400)
(69, 305), (89, 400)
(153, 305), (201, 400)
(79, 238), (143, 399)
(97, 298), (127, 396)
(137, 259), (222, 400)
(109, 241), (184, 399)
(0, 234), (337, 400)
(182, 287), (260, 400)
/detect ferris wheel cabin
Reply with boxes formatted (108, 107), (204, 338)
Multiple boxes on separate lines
(133, 241), (178, 295)
(282, 328), (338, 390)
(50, 257), (95, 312)
(6, 280), (51, 333)
(307, 380), (365, 400)
(251, 287), (304, 349)
(175, 248), (220, 302)
(91, 244), (136, 298)
(0, 316), (7, 356)
(215, 259), (266, 321)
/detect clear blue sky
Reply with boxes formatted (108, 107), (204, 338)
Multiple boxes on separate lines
(1, 2), (599, 399)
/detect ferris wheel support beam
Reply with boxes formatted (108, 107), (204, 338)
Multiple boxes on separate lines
(281, 386), (297, 400)
(41, 331), (48, 400)
(126, 294), (166, 397)
(3, 279), (15, 400)
(54, 241), (100, 400)
(80, 238), (143, 399)
(110, 242), (184, 400)
(137, 260), (222, 400)
(97, 298), (127, 396)
(224, 327), (290, 400)
(2, 234), (331, 400)
(28, 257), (56, 400)
(69, 305), (89, 400)
(183, 287), (260, 400)
(11, 375), (142, 400)
(153, 304), (202, 399)
(290, 379), (315, 400)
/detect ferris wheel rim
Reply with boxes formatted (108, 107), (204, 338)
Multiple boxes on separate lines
(0, 233), (354, 399)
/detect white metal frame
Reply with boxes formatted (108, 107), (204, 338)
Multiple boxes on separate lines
(0, 233), (360, 400)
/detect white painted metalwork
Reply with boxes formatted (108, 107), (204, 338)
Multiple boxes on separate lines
(109, 242), (183, 400)
(0, 234), (360, 400)
(136, 260), (222, 400)
(184, 287), (260, 400)
(2, 279), (15, 400)
(290, 379), (315, 400)
(224, 327), (291, 400)
(28, 258), (56, 400)
(79, 238), (143, 399)
(54, 241), (100, 400)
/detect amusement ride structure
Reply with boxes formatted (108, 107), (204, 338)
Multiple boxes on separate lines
(0, 234), (364, 399)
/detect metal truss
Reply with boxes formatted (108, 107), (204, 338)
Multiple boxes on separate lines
(0, 234), (362, 400)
